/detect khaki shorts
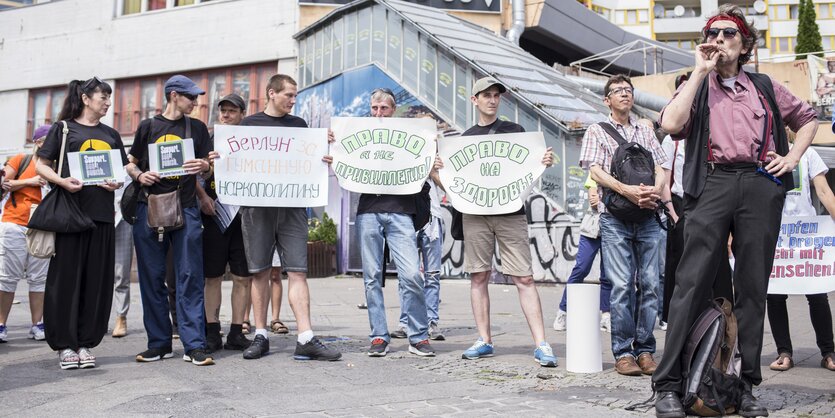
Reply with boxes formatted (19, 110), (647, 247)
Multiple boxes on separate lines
(463, 214), (532, 277)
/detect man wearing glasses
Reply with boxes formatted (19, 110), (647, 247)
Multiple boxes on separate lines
(652, 5), (818, 417)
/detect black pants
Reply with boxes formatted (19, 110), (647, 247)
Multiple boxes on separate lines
(767, 293), (834, 356)
(165, 247), (177, 329)
(653, 168), (784, 392)
(44, 222), (115, 352)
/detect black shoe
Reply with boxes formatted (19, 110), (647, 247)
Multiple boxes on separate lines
(739, 391), (769, 417)
(408, 339), (436, 357)
(135, 347), (174, 362)
(293, 336), (342, 361)
(183, 348), (215, 366)
(224, 332), (251, 351)
(654, 391), (685, 418)
(206, 323), (223, 353)
(390, 326), (407, 339)
(243, 334), (269, 359)
(367, 338), (389, 357)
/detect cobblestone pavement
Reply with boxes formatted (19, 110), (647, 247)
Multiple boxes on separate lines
(1, 277), (833, 417)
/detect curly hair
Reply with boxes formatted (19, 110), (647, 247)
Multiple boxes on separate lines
(700, 4), (758, 67)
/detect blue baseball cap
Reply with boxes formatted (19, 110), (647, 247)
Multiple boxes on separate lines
(164, 75), (205, 96)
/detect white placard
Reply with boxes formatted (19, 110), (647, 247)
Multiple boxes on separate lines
(438, 131), (546, 215)
(67, 150), (126, 185)
(213, 124), (328, 207)
(148, 138), (195, 178)
(330, 117), (436, 195)
(768, 215), (835, 294)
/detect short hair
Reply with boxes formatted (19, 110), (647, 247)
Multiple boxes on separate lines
(701, 4), (758, 67)
(266, 74), (297, 97)
(370, 88), (396, 107)
(604, 74), (634, 97)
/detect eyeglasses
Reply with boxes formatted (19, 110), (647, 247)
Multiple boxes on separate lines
(705, 27), (740, 39)
(82, 76), (102, 92)
(372, 88), (395, 97)
(607, 87), (634, 97)
(178, 92), (197, 101)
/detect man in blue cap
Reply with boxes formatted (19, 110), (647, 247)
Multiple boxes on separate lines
(126, 75), (215, 366)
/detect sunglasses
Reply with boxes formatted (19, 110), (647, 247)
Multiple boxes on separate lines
(607, 87), (634, 97)
(82, 76), (102, 92)
(178, 92), (198, 101)
(705, 27), (740, 39)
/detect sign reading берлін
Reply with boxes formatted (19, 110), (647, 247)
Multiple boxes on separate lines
(330, 117), (437, 195)
(213, 125), (329, 207)
(438, 131), (546, 215)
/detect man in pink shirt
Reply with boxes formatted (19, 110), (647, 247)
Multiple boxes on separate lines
(652, 5), (818, 418)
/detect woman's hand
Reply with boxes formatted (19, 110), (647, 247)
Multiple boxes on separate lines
(62, 177), (83, 193)
(98, 180), (122, 192)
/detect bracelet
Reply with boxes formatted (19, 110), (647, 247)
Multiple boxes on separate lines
(136, 172), (144, 182)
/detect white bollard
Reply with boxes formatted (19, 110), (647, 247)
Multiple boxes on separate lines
(566, 283), (603, 373)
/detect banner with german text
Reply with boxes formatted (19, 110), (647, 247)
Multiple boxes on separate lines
(769, 215), (835, 294)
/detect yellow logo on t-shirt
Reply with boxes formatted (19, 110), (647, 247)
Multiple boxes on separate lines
(80, 139), (113, 151)
(154, 134), (183, 144)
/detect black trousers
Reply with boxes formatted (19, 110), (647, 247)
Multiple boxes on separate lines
(653, 168), (784, 392)
(767, 293), (834, 356)
(44, 222), (115, 352)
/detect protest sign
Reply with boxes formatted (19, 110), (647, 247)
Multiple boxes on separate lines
(213, 124), (328, 207)
(148, 138), (195, 178)
(438, 131), (546, 215)
(67, 150), (127, 185)
(330, 117), (436, 194)
(769, 215), (835, 295)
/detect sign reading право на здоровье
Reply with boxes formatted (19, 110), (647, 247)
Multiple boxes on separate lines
(331, 117), (437, 195)
(213, 124), (329, 207)
(438, 131), (546, 215)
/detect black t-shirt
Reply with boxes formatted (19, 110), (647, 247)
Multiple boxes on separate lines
(241, 112), (308, 129)
(356, 194), (416, 215)
(461, 119), (527, 216)
(37, 120), (129, 224)
(129, 115), (211, 208)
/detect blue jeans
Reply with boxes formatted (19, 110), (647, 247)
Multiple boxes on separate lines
(134, 203), (206, 352)
(400, 218), (443, 326)
(600, 213), (660, 360)
(358, 213), (429, 344)
(559, 234), (611, 313)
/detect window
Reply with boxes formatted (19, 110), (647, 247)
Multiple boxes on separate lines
(403, 25), (419, 90)
(454, 63), (470, 129)
(790, 4), (799, 19)
(591, 5), (611, 21)
(614, 10), (625, 24)
(626, 10), (637, 24)
(437, 53), (454, 117)
(356, 7), (372, 65)
(818, 3), (833, 19)
(332, 18), (344, 75)
(371, 5), (387, 65)
(122, 0), (210, 15)
(638, 9), (649, 23)
(420, 38), (436, 104)
(770, 36), (796, 54)
(344, 12), (357, 69)
(770, 5), (789, 20)
(824, 36), (834, 51)
(386, 14), (402, 78)
(26, 87), (66, 146)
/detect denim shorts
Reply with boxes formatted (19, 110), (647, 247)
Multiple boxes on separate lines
(240, 207), (308, 273)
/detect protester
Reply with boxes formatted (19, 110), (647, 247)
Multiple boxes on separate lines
(652, 5), (819, 416)
(237, 74), (340, 361)
(111, 179), (133, 338)
(553, 174), (612, 333)
(37, 77), (128, 370)
(242, 251), (284, 335)
(198, 93), (253, 352)
(0, 125), (50, 344)
(580, 74), (667, 377)
(128, 74), (215, 366)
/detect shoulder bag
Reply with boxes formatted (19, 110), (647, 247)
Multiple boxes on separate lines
(146, 116), (190, 241)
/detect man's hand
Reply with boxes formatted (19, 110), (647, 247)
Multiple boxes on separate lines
(541, 147), (554, 167)
(695, 44), (723, 74)
(327, 129), (335, 143)
(199, 194), (216, 216)
(434, 155), (444, 171)
(98, 180), (122, 192)
(208, 151), (220, 161)
(183, 158), (209, 175)
(137, 171), (161, 186)
(588, 188), (599, 208)
(625, 183), (660, 209)
(62, 177), (83, 193)
(765, 151), (799, 177)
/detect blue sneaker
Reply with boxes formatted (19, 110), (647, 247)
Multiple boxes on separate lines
(0, 324), (7, 343)
(462, 338), (494, 359)
(534, 342), (557, 367)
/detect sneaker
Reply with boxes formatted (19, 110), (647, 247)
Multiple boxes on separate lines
(224, 332), (251, 351)
(462, 338), (494, 360)
(183, 348), (215, 366)
(206, 323), (223, 353)
(660, 321), (668, 331)
(293, 336), (342, 361)
(243, 334), (269, 359)
(429, 322), (445, 341)
(59, 348), (79, 370)
(408, 339), (436, 357)
(367, 338), (389, 357)
(135, 347), (174, 362)
(600, 312), (611, 333)
(29, 322), (46, 341)
(534, 343), (558, 367)
(0, 324), (7, 343)
(390, 326), (407, 339)
(78, 347), (96, 369)
(553, 310), (567, 331)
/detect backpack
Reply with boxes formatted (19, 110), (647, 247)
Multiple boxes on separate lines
(598, 122), (656, 223)
(681, 297), (746, 417)
(413, 181), (431, 231)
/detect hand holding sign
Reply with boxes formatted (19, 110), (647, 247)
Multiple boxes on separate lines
(148, 138), (196, 178)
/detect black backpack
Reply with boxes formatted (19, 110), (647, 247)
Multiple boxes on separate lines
(681, 298), (746, 417)
(413, 181), (432, 231)
(598, 122), (656, 223)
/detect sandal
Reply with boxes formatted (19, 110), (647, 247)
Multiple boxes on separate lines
(769, 352), (794, 371)
(822, 353), (835, 371)
(270, 320), (289, 334)
(242, 321), (251, 335)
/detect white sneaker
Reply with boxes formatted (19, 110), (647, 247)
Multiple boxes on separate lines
(553, 310), (566, 331)
(659, 321), (668, 331)
(599, 312), (611, 333)
(29, 322), (46, 341)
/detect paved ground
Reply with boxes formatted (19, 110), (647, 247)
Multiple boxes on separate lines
(1, 277), (833, 417)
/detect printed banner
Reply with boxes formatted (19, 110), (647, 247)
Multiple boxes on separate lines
(438, 131), (546, 215)
(67, 150), (127, 185)
(330, 117), (436, 195)
(769, 215), (835, 295)
(213, 124), (328, 207)
(809, 55), (835, 108)
(148, 138), (195, 178)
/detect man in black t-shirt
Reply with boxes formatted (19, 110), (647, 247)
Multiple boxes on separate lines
(126, 75), (214, 366)
(237, 74), (340, 362)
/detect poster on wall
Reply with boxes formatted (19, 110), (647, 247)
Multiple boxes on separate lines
(808, 55), (835, 119)
(438, 131), (547, 215)
(768, 215), (835, 295)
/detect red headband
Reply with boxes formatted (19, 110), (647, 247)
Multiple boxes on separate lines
(703, 15), (750, 38)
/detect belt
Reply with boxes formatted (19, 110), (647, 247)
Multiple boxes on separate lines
(713, 162), (759, 172)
